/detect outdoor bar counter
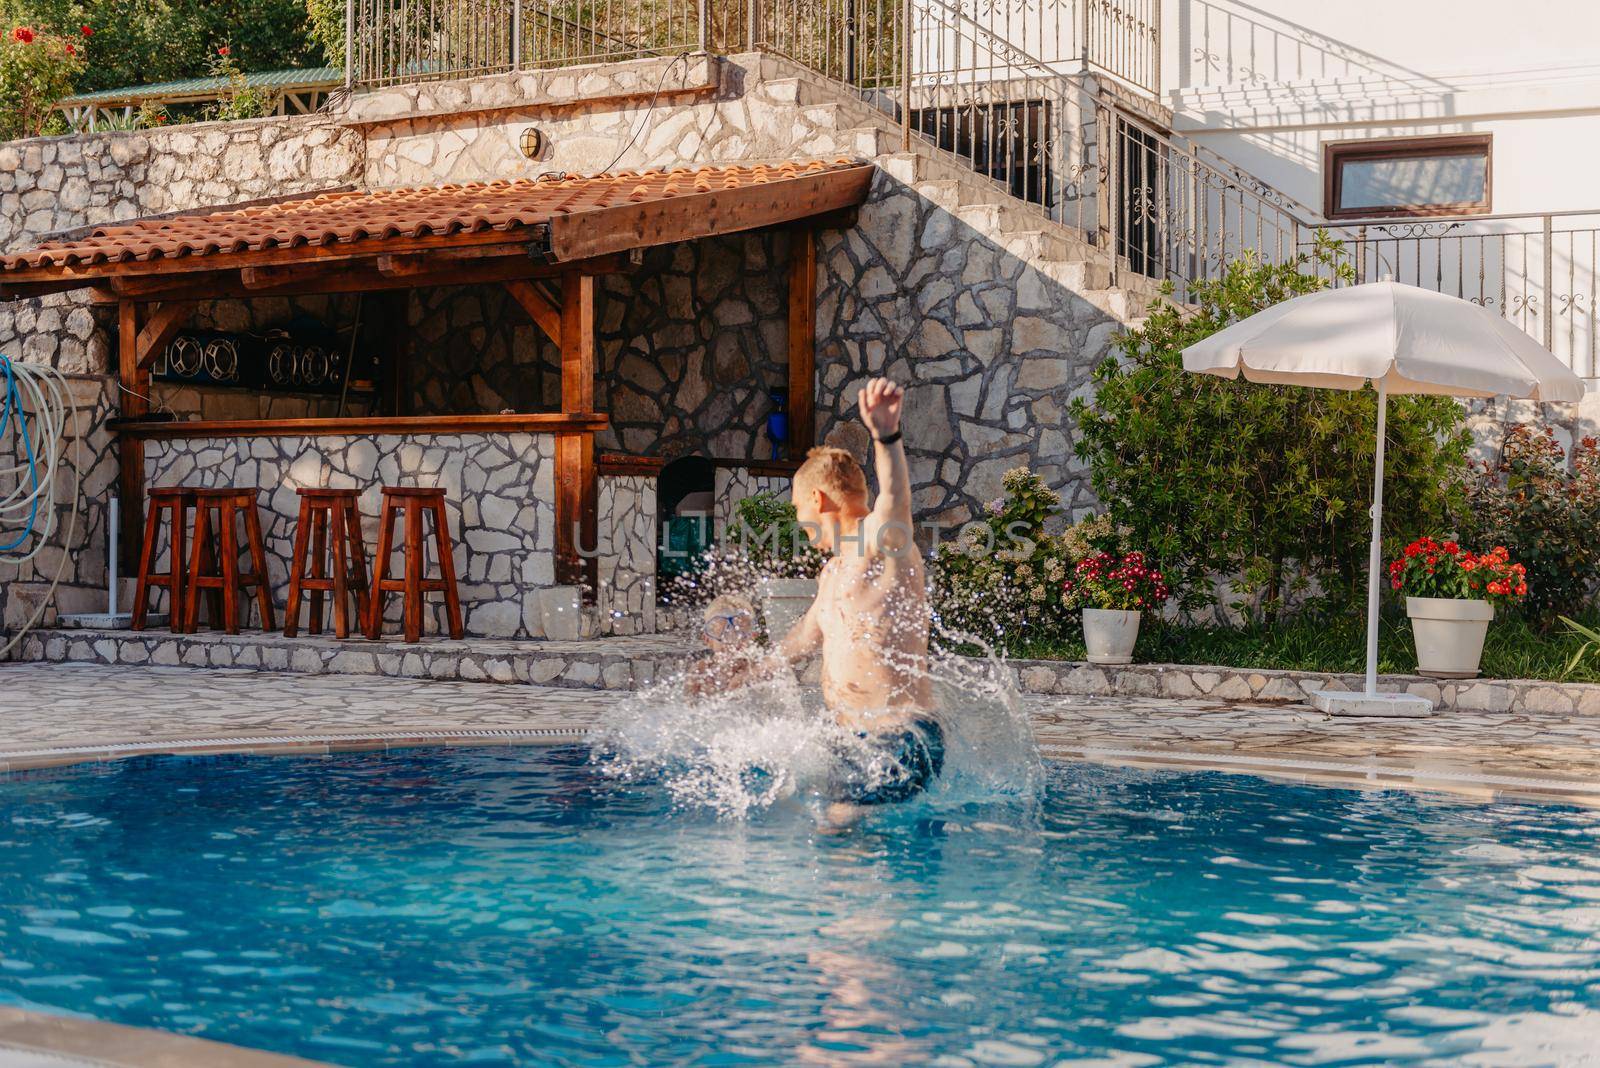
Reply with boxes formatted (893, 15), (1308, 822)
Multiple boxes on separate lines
(119, 413), (606, 640)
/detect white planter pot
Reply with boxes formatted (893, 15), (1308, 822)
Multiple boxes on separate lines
(759, 577), (818, 641)
(1407, 596), (1494, 679)
(1083, 608), (1141, 665)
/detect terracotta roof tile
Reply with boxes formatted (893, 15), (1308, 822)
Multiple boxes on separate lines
(2, 159), (863, 273)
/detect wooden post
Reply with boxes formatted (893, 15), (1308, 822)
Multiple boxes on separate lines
(375, 291), (411, 416)
(555, 272), (597, 589)
(117, 300), (147, 573)
(786, 226), (817, 457)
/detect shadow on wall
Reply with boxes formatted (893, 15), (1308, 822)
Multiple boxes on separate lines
(813, 169), (1135, 527)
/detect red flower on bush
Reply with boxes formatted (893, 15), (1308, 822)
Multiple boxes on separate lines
(216, 45), (230, 56)
(12, 26), (35, 43)
(80, 25), (92, 36)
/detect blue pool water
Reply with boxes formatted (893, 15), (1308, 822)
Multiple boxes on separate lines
(1, 746), (1598, 1066)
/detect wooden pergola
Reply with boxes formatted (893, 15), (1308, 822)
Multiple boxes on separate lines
(0, 160), (873, 583)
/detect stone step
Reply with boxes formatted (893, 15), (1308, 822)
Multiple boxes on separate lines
(14, 628), (693, 691)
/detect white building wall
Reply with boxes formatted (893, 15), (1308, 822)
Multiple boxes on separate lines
(1159, 0), (1600, 216)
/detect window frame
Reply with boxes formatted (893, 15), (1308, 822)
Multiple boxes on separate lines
(1322, 134), (1493, 220)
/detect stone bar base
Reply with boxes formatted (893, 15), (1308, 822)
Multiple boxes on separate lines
(11, 629), (1600, 717)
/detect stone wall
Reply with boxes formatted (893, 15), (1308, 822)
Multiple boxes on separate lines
(596, 474), (657, 635)
(406, 233), (791, 459)
(0, 117), (363, 375)
(142, 432), (557, 639)
(0, 374), (121, 642)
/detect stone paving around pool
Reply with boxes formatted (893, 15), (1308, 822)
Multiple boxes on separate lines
(15, 626), (1600, 717)
(4, 662), (1599, 806)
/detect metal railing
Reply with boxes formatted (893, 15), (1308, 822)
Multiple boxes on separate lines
(343, 0), (1599, 377)
(347, 0), (1160, 93)
(1311, 213), (1600, 378)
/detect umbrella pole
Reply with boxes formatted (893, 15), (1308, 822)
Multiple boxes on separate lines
(1364, 378), (1388, 696)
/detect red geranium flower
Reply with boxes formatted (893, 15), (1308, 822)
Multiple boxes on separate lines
(80, 24), (92, 36)
(217, 45), (230, 56)
(12, 26), (35, 43)
(64, 42), (75, 53)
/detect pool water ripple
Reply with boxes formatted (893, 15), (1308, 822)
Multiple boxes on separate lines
(1, 747), (1598, 1066)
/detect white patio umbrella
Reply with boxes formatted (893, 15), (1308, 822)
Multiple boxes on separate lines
(1182, 280), (1585, 716)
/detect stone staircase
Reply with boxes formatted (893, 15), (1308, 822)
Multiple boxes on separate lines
(749, 52), (1170, 328)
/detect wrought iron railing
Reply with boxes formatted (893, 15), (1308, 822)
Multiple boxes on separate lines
(346, 0), (1160, 94)
(343, 0), (1599, 377)
(1310, 213), (1600, 378)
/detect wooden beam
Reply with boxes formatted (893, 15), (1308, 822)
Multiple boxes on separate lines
(0, 230), (545, 287)
(503, 279), (562, 344)
(555, 271), (598, 589)
(116, 300), (146, 573)
(546, 163), (874, 262)
(134, 300), (195, 370)
(559, 272), (597, 413)
(555, 432), (596, 589)
(786, 226), (817, 457)
(115, 412), (610, 439)
(78, 253), (631, 304)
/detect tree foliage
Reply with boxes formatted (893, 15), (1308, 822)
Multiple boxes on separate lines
(0, 18), (84, 139)
(5, 0), (319, 97)
(1070, 235), (1471, 620)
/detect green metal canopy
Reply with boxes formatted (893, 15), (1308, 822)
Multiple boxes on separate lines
(59, 66), (343, 108)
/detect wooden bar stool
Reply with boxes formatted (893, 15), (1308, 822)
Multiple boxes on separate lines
(183, 488), (277, 635)
(132, 488), (194, 632)
(365, 487), (464, 643)
(284, 488), (371, 639)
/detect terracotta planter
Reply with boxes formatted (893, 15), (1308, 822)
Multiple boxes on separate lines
(1083, 608), (1141, 665)
(759, 577), (818, 641)
(1407, 596), (1494, 679)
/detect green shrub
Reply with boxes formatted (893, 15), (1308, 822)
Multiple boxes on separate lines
(1464, 425), (1600, 623)
(931, 468), (1080, 653)
(1070, 235), (1470, 620)
(0, 16), (84, 140)
(726, 491), (825, 579)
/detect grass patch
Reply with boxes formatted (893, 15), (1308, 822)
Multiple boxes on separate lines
(996, 611), (1600, 684)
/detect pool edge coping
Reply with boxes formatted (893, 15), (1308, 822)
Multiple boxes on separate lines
(0, 1005), (329, 1067)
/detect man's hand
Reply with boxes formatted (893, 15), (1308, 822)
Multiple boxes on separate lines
(858, 377), (903, 441)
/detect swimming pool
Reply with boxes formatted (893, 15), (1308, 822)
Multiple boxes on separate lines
(1, 746), (1597, 1066)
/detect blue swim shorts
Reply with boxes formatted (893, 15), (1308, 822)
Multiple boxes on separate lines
(837, 718), (946, 806)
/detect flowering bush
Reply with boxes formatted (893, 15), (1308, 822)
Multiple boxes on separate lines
(205, 46), (271, 122)
(931, 468), (1079, 652)
(1063, 551), (1171, 613)
(0, 19), (86, 140)
(1463, 426), (1600, 621)
(1388, 537), (1527, 605)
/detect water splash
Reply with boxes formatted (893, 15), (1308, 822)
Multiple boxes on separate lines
(592, 548), (1042, 819)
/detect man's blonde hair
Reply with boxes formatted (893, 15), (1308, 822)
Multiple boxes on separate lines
(793, 445), (868, 507)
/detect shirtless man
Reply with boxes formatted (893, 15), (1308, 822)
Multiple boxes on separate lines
(773, 378), (944, 810)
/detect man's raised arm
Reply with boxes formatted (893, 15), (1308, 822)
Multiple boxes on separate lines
(858, 378), (913, 532)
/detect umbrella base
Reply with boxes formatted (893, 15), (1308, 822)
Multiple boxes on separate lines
(1310, 689), (1435, 718)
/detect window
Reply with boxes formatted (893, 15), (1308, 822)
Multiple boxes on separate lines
(1323, 135), (1491, 219)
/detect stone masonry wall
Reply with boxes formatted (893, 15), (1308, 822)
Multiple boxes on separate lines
(142, 433), (557, 639)
(406, 233), (791, 460)
(0, 118), (363, 375)
(0, 374), (121, 641)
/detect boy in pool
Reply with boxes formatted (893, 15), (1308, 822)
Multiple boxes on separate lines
(683, 594), (761, 698)
(772, 378), (944, 815)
